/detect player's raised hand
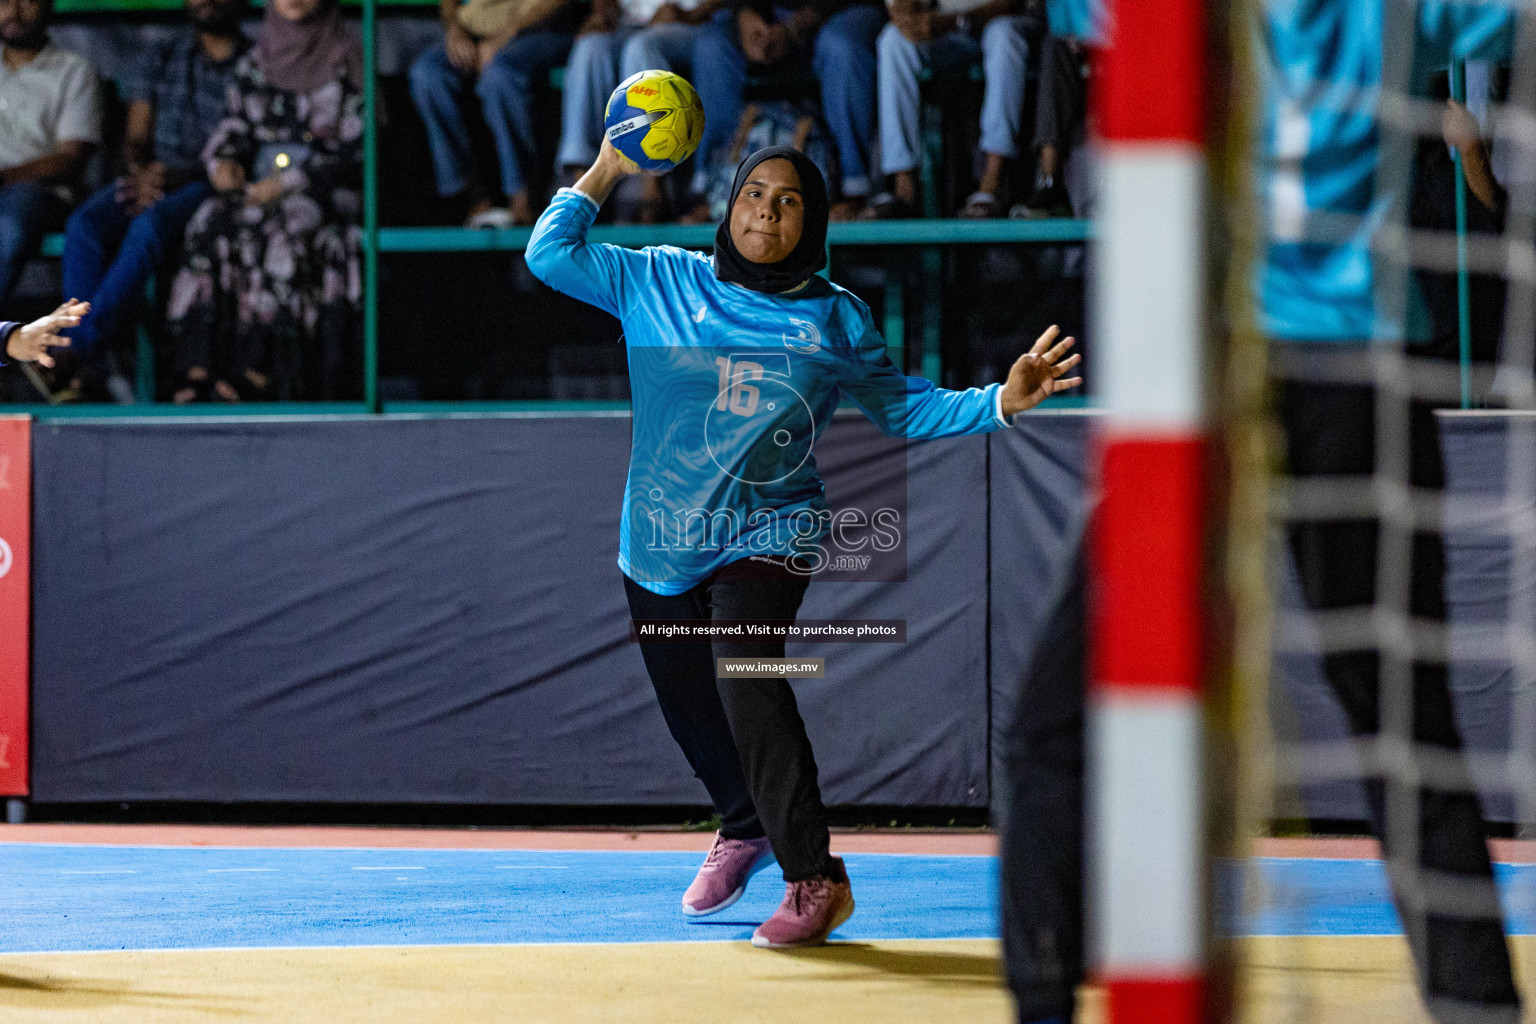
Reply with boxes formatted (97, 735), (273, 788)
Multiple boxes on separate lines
(7, 299), (87, 369)
(999, 325), (1081, 417)
(598, 136), (642, 177)
(573, 138), (645, 208)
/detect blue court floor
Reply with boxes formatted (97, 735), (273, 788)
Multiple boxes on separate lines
(0, 845), (997, 953)
(6, 842), (1536, 954)
(1245, 857), (1536, 936)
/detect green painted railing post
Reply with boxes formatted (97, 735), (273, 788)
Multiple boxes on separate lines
(362, 0), (380, 413)
(1451, 59), (1472, 410)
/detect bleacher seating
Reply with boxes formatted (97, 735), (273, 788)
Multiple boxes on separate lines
(12, 2), (1092, 411)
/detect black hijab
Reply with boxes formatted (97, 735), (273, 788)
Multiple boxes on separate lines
(713, 146), (829, 295)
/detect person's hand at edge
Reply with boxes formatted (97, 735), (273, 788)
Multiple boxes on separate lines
(580, 0), (621, 35)
(117, 162), (167, 215)
(210, 159), (246, 192)
(738, 8), (776, 63)
(445, 19), (479, 70)
(999, 324), (1082, 417)
(6, 300), (88, 369)
(244, 174), (285, 206)
(1442, 99), (1483, 153)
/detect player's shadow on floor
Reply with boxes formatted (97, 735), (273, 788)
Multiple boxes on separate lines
(0, 971), (251, 1015)
(776, 943), (1003, 988)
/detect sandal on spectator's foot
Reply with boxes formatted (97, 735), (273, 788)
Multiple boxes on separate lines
(959, 191), (1006, 219)
(860, 192), (913, 220)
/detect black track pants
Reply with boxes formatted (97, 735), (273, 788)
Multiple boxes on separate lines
(623, 558), (836, 882)
(998, 526), (1086, 1023)
(1279, 377), (1519, 1018)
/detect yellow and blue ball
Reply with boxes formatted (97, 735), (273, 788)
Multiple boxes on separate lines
(604, 70), (705, 172)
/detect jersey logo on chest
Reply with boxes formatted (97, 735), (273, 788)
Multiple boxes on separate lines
(784, 318), (821, 354)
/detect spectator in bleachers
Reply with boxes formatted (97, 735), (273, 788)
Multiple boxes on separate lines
(864, 0), (1035, 219)
(1009, 27), (1083, 218)
(684, 0), (884, 221)
(59, 0), (249, 376)
(555, 0), (723, 222)
(164, 0), (363, 402)
(0, 0), (101, 306)
(409, 0), (581, 227)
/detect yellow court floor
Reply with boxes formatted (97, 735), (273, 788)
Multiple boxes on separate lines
(8, 935), (1536, 1023)
(0, 939), (1015, 1024)
(1240, 935), (1536, 1024)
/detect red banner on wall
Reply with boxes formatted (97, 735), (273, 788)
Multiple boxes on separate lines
(0, 417), (30, 795)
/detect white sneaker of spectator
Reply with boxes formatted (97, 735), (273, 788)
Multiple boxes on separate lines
(466, 207), (516, 229)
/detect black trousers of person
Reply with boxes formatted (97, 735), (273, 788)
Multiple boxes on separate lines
(623, 554), (838, 882)
(999, 522), (1087, 1024)
(1031, 36), (1089, 162)
(1279, 374), (1519, 1020)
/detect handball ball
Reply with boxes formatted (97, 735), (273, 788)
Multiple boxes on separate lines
(604, 70), (705, 172)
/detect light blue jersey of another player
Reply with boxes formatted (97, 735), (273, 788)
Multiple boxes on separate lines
(527, 187), (1016, 595)
(1260, 0), (1510, 341)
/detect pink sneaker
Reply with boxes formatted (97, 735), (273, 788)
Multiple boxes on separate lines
(682, 832), (775, 917)
(750, 856), (855, 948)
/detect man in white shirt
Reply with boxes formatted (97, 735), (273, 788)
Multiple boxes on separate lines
(0, 0), (101, 304)
(554, 0), (722, 221)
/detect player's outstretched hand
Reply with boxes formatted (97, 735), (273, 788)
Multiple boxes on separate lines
(999, 325), (1081, 417)
(7, 299), (87, 369)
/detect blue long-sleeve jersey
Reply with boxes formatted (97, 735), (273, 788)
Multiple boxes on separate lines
(527, 188), (1016, 595)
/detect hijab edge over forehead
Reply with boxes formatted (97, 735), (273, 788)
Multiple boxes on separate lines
(713, 146), (829, 296)
(255, 0), (363, 95)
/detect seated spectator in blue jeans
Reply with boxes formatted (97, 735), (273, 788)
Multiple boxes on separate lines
(409, 0), (581, 226)
(684, 0), (884, 221)
(866, 0), (1035, 219)
(555, 0), (722, 221)
(0, 0), (101, 305)
(61, 0), (249, 364)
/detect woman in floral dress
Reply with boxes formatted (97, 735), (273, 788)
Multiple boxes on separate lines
(166, 0), (364, 402)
